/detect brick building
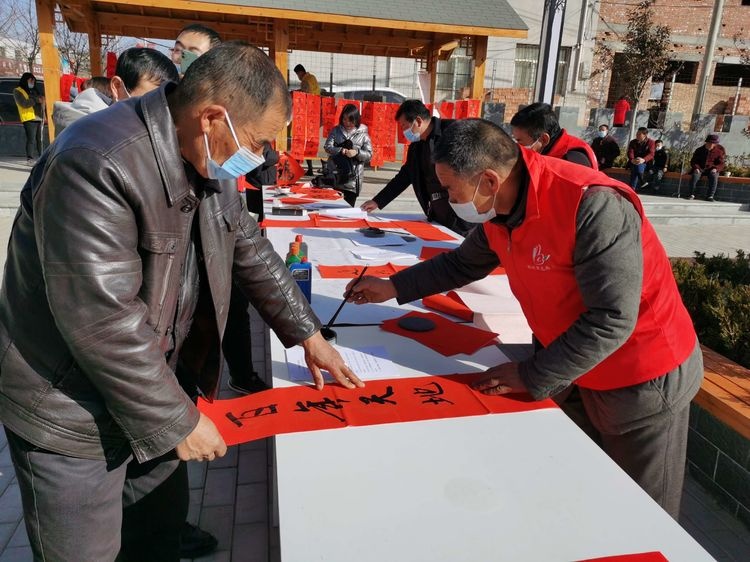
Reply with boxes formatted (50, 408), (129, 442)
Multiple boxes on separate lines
(592, 0), (750, 119)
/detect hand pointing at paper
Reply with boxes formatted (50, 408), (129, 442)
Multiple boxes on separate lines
(302, 331), (365, 390)
(344, 276), (398, 304)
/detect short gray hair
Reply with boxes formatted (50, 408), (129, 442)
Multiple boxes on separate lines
(433, 119), (519, 177)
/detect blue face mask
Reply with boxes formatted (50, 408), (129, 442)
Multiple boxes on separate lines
(598, 130), (607, 138)
(204, 111), (265, 180)
(403, 122), (422, 143)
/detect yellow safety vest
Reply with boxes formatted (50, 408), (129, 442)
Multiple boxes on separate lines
(14, 87), (37, 123)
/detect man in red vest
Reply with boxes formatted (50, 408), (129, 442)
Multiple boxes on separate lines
(510, 102), (598, 169)
(613, 95), (631, 127)
(346, 119), (702, 519)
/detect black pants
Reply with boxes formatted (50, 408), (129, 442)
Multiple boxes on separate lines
(337, 189), (358, 207)
(6, 429), (187, 561)
(23, 120), (42, 160)
(223, 282), (255, 379)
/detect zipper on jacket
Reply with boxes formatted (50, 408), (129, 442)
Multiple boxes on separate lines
(156, 254), (175, 332)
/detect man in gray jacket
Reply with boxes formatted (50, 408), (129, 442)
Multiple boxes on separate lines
(0, 43), (362, 561)
(346, 119), (702, 520)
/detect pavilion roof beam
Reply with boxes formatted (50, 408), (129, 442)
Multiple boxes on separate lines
(89, 0), (527, 38)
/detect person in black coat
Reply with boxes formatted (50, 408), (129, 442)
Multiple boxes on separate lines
(590, 124), (620, 170)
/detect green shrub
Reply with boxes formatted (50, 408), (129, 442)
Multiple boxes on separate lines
(672, 251), (750, 368)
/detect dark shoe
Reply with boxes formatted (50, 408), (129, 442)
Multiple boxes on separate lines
(180, 522), (218, 559)
(228, 372), (269, 395)
(640, 182), (649, 189)
(707, 196), (715, 202)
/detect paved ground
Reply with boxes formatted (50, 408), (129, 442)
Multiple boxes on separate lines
(0, 158), (748, 561)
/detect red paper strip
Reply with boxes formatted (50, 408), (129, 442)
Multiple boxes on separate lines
(422, 292), (473, 321)
(311, 215), (369, 228)
(289, 186), (343, 200)
(318, 263), (409, 279)
(578, 554), (668, 562)
(279, 197), (318, 205)
(198, 373), (557, 446)
(394, 221), (456, 242)
(381, 311), (499, 356)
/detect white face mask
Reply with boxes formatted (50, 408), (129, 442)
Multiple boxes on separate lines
(403, 121), (421, 143)
(204, 110), (265, 180)
(449, 175), (497, 224)
(598, 130), (607, 138)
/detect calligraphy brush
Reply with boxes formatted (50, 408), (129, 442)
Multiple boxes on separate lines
(322, 266), (369, 340)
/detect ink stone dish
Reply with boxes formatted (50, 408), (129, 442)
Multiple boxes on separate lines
(397, 316), (436, 332)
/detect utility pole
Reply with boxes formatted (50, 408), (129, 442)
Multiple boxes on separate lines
(534, 0), (567, 104)
(692, 0), (725, 120)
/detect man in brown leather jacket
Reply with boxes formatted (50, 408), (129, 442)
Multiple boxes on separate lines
(0, 43), (362, 562)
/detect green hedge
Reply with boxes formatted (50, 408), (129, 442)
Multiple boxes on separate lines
(672, 251), (750, 369)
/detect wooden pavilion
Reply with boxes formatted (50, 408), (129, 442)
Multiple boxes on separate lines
(39, 0), (528, 141)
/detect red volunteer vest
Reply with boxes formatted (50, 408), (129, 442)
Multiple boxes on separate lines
(484, 149), (696, 390)
(545, 129), (599, 170)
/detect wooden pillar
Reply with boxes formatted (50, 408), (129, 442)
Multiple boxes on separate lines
(271, 19), (289, 151)
(88, 22), (103, 77)
(427, 49), (437, 104)
(470, 35), (488, 100)
(35, 0), (61, 139)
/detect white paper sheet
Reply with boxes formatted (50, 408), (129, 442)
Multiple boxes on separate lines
(350, 235), (408, 247)
(318, 208), (368, 219)
(350, 248), (414, 261)
(285, 345), (399, 382)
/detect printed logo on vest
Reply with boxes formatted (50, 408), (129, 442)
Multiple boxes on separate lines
(529, 244), (551, 271)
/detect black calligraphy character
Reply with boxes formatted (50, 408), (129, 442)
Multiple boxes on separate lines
(359, 386), (396, 406)
(413, 382), (454, 405)
(294, 397), (349, 422)
(225, 404), (279, 428)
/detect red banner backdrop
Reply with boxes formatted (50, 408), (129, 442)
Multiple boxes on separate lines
(454, 99), (482, 119)
(105, 52), (117, 78)
(439, 101), (455, 119)
(321, 96), (337, 138)
(289, 95), (482, 166)
(291, 92), (321, 160)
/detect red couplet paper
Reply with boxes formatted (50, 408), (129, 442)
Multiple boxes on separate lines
(578, 554), (668, 562)
(289, 186), (343, 200)
(198, 373), (557, 446)
(311, 215), (369, 228)
(395, 221), (456, 242)
(381, 311), (499, 356)
(422, 292), (473, 321)
(319, 264), (392, 279)
(277, 153), (305, 186)
(279, 197), (318, 205)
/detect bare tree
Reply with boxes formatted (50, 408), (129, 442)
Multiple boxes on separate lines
(734, 30), (750, 66)
(56, 25), (90, 76)
(56, 20), (124, 77)
(6, 0), (41, 73)
(617, 1), (672, 139)
(0, 1), (17, 37)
